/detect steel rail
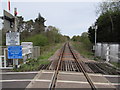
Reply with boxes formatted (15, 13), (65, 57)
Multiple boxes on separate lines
(49, 43), (67, 90)
(68, 42), (97, 90)
(49, 42), (96, 90)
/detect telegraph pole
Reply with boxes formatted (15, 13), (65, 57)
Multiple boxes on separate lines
(14, 8), (18, 68)
(92, 25), (97, 59)
(95, 25), (97, 49)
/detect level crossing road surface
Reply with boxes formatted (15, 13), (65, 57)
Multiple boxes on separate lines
(1, 70), (119, 89)
(1, 70), (38, 88)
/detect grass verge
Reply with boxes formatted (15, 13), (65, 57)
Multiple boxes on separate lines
(71, 41), (94, 59)
(13, 43), (63, 72)
(110, 62), (120, 68)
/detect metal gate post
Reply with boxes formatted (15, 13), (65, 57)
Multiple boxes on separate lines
(106, 44), (110, 62)
(118, 44), (120, 63)
(4, 48), (6, 67)
(0, 56), (2, 68)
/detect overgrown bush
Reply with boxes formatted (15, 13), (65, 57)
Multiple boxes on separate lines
(26, 34), (48, 46)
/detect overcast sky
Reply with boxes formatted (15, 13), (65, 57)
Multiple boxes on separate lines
(1, 0), (101, 37)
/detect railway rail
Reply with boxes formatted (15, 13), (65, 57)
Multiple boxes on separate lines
(49, 42), (96, 90)
(24, 42), (118, 89)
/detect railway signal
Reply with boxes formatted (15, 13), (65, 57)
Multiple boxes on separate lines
(8, 0), (11, 11)
(3, 10), (15, 32)
(2, 8), (21, 68)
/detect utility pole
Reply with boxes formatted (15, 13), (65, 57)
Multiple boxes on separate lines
(92, 25), (97, 59)
(95, 25), (97, 58)
(95, 25), (97, 48)
(14, 8), (18, 68)
(108, 4), (114, 32)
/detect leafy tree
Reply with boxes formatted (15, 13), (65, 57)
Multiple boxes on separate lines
(71, 32), (92, 50)
(63, 35), (70, 41)
(71, 35), (81, 42)
(80, 32), (92, 50)
(45, 26), (66, 43)
(26, 34), (48, 46)
(33, 13), (46, 34)
(2, 12), (68, 46)
(17, 16), (24, 32)
(88, 1), (120, 43)
(96, 2), (120, 15)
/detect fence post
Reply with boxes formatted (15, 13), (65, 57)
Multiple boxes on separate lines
(0, 56), (2, 68)
(106, 44), (110, 62)
(4, 48), (7, 67)
(118, 44), (120, 63)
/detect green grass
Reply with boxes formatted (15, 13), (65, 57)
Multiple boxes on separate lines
(71, 41), (94, 59)
(110, 62), (120, 68)
(13, 43), (62, 72)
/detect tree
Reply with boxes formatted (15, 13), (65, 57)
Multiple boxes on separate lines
(17, 16), (24, 32)
(18, 13), (46, 42)
(24, 20), (34, 32)
(80, 32), (92, 49)
(33, 13), (46, 34)
(88, 26), (95, 43)
(96, 2), (120, 15)
(71, 35), (81, 42)
(88, 1), (120, 43)
(26, 34), (48, 46)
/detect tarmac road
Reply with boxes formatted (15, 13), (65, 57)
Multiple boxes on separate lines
(1, 71), (38, 89)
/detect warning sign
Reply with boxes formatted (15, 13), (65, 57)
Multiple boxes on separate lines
(6, 32), (20, 45)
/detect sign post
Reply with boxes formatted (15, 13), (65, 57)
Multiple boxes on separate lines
(14, 8), (19, 68)
(4, 8), (20, 68)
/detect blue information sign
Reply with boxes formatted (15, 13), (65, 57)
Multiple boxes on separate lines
(8, 46), (22, 59)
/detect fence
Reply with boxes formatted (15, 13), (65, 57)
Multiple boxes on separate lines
(0, 46), (40, 69)
(32, 46), (40, 59)
(95, 43), (120, 62)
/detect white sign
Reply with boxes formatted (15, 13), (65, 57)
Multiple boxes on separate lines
(6, 32), (20, 45)
(21, 42), (33, 56)
(21, 42), (33, 48)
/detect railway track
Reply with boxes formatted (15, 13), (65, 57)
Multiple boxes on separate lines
(25, 42), (118, 89)
(49, 42), (96, 90)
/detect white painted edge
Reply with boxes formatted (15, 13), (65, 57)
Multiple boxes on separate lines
(1, 79), (120, 86)
(0, 79), (51, 82)
(0, 72), (39, 74)
(26, 70), (44, 88)
(42, 72), (54, 74)
(57, 80), (120, 86)
(57, 80), (88, 84)
(59, 71), (84, 75)
(103, 75), (120, 77)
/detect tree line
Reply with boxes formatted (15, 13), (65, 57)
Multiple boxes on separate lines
(2, 13), (70, 46)
(88, 1), (120, 43)
(71, 32), (92, 50)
